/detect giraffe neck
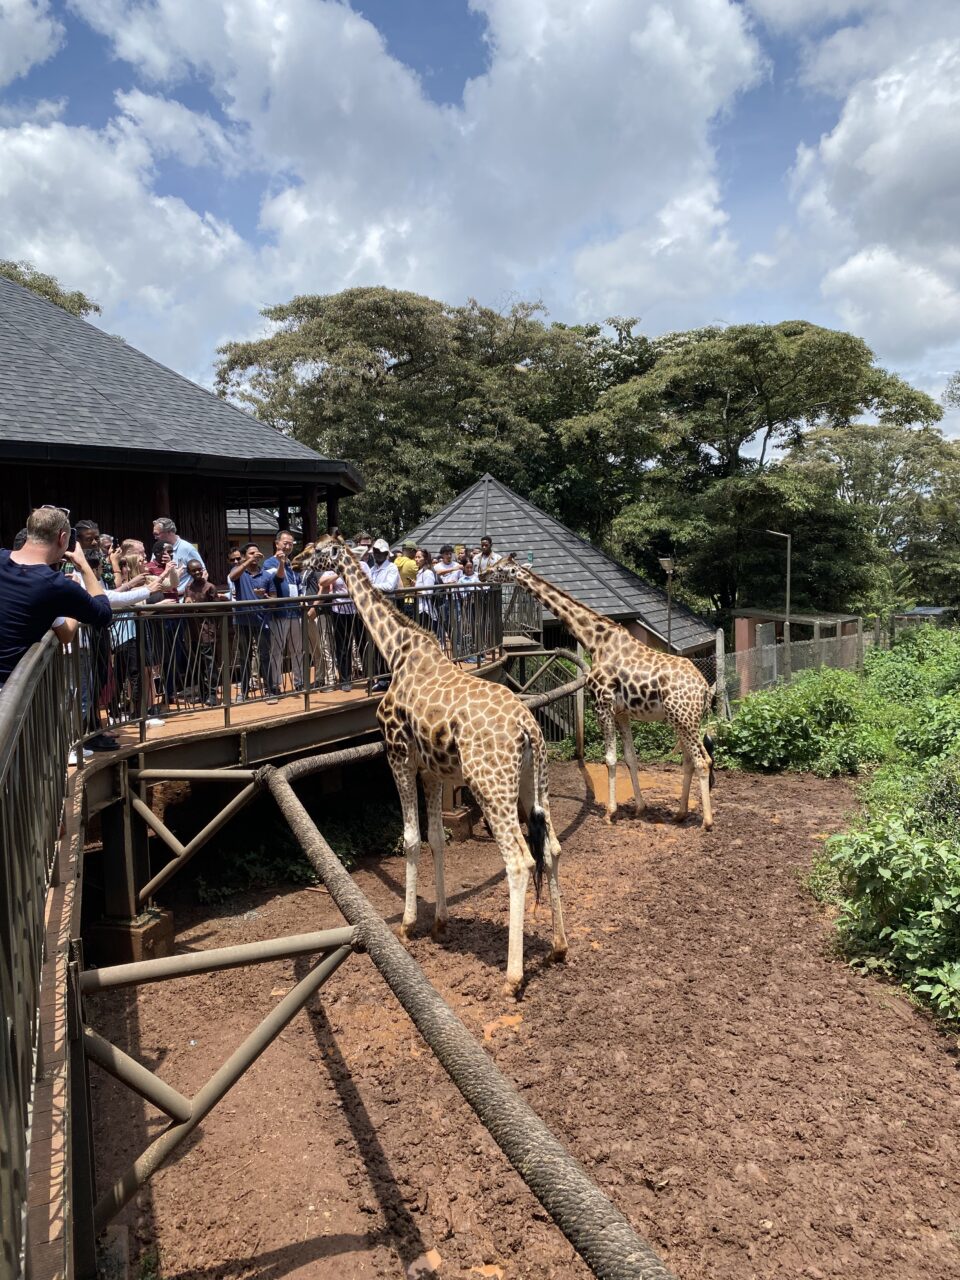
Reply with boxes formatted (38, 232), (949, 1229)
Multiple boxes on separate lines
(515, 567), (613, 653)
(337, 551), (411, 667)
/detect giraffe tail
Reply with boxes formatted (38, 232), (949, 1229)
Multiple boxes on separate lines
(526, 809), (547, 905)
(523, 729), (547, 904)
(702, 733), (716, 790)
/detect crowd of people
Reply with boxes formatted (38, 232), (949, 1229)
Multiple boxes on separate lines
(0, 508), (504, 758)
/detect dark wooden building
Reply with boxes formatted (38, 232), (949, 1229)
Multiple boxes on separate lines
(0, 276), (362, 583)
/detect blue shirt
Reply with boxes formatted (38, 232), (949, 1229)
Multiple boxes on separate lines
(0, 550), (113, 682)
(262, 557), (302, 618)
(169, 537), (205, 595)
(233, 567), (276, 627)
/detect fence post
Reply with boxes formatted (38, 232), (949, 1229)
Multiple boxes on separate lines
(575, 642), (585, 758)
(713, 628), (727, 720)
(813, 620), (821, 669)
(874, 615), (882, 650)
(856, 616), (864, 672)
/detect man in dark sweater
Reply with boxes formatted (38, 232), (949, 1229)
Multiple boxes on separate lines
(0, 506), (112, 687)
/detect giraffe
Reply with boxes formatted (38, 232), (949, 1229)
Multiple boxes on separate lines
(301, 537), (567, 996)
(483, 557), (715, 829)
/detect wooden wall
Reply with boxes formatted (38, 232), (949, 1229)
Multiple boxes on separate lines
(1, 466), (231, 585)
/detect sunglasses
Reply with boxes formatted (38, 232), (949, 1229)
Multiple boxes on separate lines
(40, 504), (71, 516)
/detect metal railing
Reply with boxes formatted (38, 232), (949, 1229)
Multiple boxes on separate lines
(73, 584), (506, 743)
(0, 634), (72, 1280)
(502, 582), (542, 638)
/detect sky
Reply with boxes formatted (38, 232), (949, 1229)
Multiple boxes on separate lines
(1, 0), (959, 429)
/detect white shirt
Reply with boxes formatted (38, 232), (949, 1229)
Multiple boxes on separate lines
(368, 558), (401, 592)
(476, 551), (500, 574)
(435, 559), (462, 585)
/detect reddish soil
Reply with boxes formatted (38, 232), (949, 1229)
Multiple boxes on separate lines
(88, 764), (960, 1280)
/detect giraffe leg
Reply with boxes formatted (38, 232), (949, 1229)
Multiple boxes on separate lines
(597, 700), (619, 824)
(678, 728), (713, 830)
(385, 747), (422, 939)
(524, 740), (567, 960)
(616, 712), (646, 813)
(677, 750), (694, 820)
(422, 774), (448, 939)
(485, 809), (534, 998)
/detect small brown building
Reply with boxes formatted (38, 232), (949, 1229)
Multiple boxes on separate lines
(0, 276), (362, 582)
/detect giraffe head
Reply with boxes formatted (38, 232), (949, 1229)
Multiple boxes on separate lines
(300, 534), (360, 578)
(478, 553), (522, 584)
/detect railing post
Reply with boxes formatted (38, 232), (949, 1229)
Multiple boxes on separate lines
(137, 613), (148, 744)
(221, 612), (232, 728)
(301, 600), (310, 712)
(67, 944), (99, 1279)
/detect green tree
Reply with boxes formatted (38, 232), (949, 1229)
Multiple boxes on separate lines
(217, 286), (558, 537)
(612, 461), (884, 615)
(0, 259), (100, 317)
(798, 422), (958, 549)
(593, 322), (941, 612)
(599, 320), (941, 480)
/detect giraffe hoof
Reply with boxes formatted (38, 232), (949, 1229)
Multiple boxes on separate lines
(431, 918), (448, 941)
(702, 819), (714, 832)
(674, 811), (689, 825)
(502, 978), (522, 1000)
(397, 922), (415, 941)
(604, 812), (615, 826)
(549, 945), (568, 964)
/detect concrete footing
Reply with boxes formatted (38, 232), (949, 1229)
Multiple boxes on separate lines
(87, 908), (175, 967)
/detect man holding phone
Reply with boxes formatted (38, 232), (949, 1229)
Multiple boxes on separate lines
(0, 505), (112, 687)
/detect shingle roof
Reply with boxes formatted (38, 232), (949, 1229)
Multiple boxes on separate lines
(226, 508), (302, 536)
(0, 275), (362, 492)
(400, 474), (715, 654)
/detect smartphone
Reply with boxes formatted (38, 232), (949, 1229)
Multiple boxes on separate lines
(67, 527), (77, 553)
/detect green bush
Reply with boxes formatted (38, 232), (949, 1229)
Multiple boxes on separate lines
(829, 817), (960, 1019)
(719, 667), (863, 772)
(896, 694), (960, 762)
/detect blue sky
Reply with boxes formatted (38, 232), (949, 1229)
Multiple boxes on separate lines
(1, 0), (959, 429)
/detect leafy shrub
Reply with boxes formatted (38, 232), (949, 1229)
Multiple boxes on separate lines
(719, 667), (863, 772)
(896, 694), (960, 762)
(828, 817), (960, 1018)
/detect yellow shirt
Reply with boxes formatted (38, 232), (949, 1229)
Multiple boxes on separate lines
(394, 553), (417, 588)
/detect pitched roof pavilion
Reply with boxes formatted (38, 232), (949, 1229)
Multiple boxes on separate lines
(400, 474), (715, 655)
(0, 274), (361, 502)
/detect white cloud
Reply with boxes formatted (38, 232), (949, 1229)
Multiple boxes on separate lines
(0, 118), (258, 379)
(0, 0), (766, 373)
(744, 0), (868, 34)
(0, 0), (63, 88)
(115, 88), (247, 171)
(790, 31), (960, 367)
(0, 93), (63, 125)
(822, 247), (960, 360)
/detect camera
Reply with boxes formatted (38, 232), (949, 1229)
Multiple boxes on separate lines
(67, 527), (77, 553)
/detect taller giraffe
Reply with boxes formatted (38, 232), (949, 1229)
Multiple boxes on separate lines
(484, 557), (715, 829)
(301, 538), (567, 996)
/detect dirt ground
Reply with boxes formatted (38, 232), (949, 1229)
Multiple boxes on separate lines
(88, 763), (960, 1280)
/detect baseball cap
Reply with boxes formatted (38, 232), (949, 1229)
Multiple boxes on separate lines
(373, 538), (390, 553)
(402, 539), (417, 550)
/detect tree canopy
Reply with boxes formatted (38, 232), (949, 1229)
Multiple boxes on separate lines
(217, 286), (944, 619)
(0, 259), (100, 318)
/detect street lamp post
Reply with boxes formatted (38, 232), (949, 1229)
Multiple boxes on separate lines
(766, 530), (792, 678)
(658, 556), (675, 651)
